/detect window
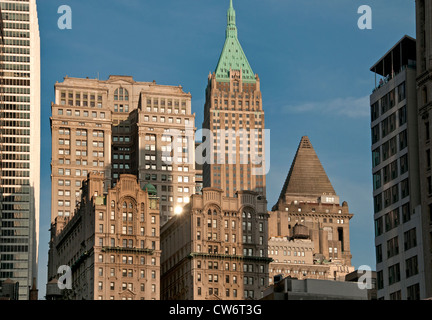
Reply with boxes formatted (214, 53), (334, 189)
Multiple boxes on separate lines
(387, 237), (399, 258)
(388, 263), (401, 285)
(407, 283), (420, 300)
(376, 244), (382, 263)
(397, 82), (406, 102)
(404, 228), (417, 250)
(114, 88), (129, 101)
(405, 256), (419, 278)
(385, 209), (400, 232)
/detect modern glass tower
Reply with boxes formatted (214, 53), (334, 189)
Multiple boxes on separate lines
(0, 0), (40, 300)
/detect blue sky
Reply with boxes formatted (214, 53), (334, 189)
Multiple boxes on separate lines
(35, 0), (416, 298)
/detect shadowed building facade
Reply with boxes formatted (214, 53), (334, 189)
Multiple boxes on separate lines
(268, 136), (354, 283)
(370, 35), (424, 300)
(415, 0), (432, 300)
(47, 174), (161, 300)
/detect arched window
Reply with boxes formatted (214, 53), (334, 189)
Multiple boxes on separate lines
(111, 201), (115, 208)
(114, 88), (129, 101)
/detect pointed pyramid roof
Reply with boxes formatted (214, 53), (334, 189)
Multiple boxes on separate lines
(214, 0), (256, 83)
(274, 136), (336, 209)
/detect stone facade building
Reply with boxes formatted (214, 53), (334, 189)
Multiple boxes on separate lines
(160, 188), (270, 300)
(268, 136), (354, 283)
(50, 75), (196, 226)
(202, 0), (266, 198)
(47, 174), (161, 300)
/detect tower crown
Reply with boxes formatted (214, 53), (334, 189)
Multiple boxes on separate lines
(214, 0), (256, 83)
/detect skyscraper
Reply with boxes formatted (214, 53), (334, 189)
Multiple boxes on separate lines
(202, 0), (266, 198)
(0, 0), (40, 300)
(369, 35), (422, 299)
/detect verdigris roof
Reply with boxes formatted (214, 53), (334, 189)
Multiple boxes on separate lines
(214, 0), (256, 83)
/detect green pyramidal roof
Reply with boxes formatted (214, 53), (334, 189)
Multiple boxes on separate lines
(214, 0), (256, 83)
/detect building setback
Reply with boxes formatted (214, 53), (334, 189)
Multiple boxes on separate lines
(268, 136), (354, 284)
(369, 35), (423, 300)
(160, 187), (270, 300)
(50, 75), (196, 226)
(47, 174), (161, 300)
(0, 0), (40, 300)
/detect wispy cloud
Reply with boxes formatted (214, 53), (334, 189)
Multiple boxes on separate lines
(282, 96), (370, 119)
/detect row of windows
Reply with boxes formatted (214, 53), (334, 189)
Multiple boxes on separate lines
(1, 45), (29, 55)
(374, 202), (411, 236)
(3, 21), (29, 30)
(97, 254), (157, 265)
(373, 154), (408, 191)
(376, 256), (419, 290)
(97, 282), (157, 295)
(143, 115), (191, 125)
(1, 136), (30, 144)
(371, 107), (406, 145)
(372, 130), (407, 168)
(0, 55), (30, 64)
(1, 63), (30, 71)
(373, 179), (410, 214)
(1, 12), (29, 22)
(57, 109), (106, 119)
(0, 2), (29, 12)
(0, 94), (30, 102)
(376, 228), (417, 264)
(2, 30), (29, 39)
(371, 82), (406, 122)
(146, 98), (186, 108)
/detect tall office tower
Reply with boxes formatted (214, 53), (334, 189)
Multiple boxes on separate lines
(268, 136), (354, 284)
(370, 36), (423, 300)
(51, 75), (195, 226)
(47, 174), (161, 300)
(0, 0), (40, 300)
(160, 188), (270, 300)
(416, 0), (432, 300)
(202, 0), (266, 198)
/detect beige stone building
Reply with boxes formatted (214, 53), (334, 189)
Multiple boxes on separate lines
(50, 75), (196, 225)
(268, 136), (354, 282)
(160, 187), (271, 300)
(47, 174), (160, 300)
(202, 0), (266, 198)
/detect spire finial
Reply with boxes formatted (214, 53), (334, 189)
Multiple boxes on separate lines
(226, 0), (237, 37)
